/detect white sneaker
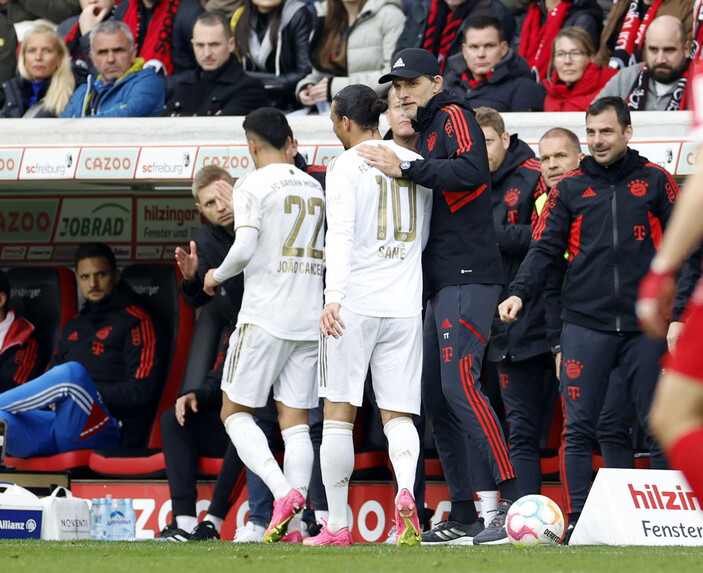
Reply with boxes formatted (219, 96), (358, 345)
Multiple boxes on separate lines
(383, 525), (396, 545)
(233, 521), (265, 543)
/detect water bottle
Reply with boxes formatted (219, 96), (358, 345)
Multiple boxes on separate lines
(123, 499), (136, 541)
(101, 496), (114, 540)
(90, 499), (101, 540)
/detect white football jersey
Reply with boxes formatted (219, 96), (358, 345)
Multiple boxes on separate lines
(233, 163), (325, 340)
(324, 140), (432, 317)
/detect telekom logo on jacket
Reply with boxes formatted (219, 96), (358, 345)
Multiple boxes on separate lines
(628, 483), (700, 511)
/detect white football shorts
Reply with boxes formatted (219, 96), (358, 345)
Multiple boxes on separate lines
(221, 323), (318, 409)
(318, 308), (422, 415)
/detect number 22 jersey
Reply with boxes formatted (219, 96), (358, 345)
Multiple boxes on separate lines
(233, 163), (325, 341)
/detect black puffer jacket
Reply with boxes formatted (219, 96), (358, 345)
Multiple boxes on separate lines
(444, 48), (545, 111)
(236, 0), (313, 110)
(163, 55), (267, 116)
(0, 68), (87, 117)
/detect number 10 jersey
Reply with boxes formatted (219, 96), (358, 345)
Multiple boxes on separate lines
(325, 140), (432, 318)
(233, 163), (325, 341)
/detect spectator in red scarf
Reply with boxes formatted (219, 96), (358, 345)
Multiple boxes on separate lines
(393, 0), (516, 73)
(598, 15), (692, 111)
(544, 27), (617, 111)
(443, 15), (545, 111)
(595, 0), (694, 68)
(515, 0), (602, 81)
(60, 0), (203, 79)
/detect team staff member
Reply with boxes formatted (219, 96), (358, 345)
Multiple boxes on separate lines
(0, 242), (161, 457)
(0, 270), (42, 392)
(500, 97), (674, 541)
(475, 107), (555, 497)
(359, 48), (521, 546)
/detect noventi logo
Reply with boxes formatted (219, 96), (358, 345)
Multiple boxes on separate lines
(629, 483), (701, 511)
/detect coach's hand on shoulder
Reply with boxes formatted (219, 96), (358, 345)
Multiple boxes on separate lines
(357, 145), (402, 178)
(498, 296), (523, 323)
(175, 240), (199, 281)
(320, 303), (345, 339)
(203, 268), (221, 296)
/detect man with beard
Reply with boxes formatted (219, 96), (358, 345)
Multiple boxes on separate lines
(597, 15), (692, 111)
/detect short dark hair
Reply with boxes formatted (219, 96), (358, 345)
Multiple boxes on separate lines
(242, 107), (292, 150)
(194, 10), (231, 38)
(474, 106), (505, 135)
(540, 127), (581, 155)
(332, 84), (388, 131)
(75, 242), (117, 271)
(586, 97), (631, 131)
(464, 15), (505, 43)
(0, 269), (9, 314)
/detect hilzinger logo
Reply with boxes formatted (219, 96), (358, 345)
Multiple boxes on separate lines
(628, 483), (700, 511)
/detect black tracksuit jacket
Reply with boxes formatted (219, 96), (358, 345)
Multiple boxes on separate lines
(403, 90), (504, 295)
(487, 136), (552, 362)
(509, 148), (678, 332)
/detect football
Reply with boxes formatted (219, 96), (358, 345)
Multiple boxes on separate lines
(505, 494), (565, 546)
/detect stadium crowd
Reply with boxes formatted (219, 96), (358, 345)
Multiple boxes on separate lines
(1, 0), (702, 549)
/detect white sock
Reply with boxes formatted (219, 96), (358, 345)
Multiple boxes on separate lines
(281, 424), (313, 498)
(320, 420), (354, 533)
(204, 514), (224, 532)
(175, 515), (198, 533)
(383, 417), (419, 500)
(314, 509), (329, 523)
(477, 490), (499, 520)
(224, 412), (291, 500)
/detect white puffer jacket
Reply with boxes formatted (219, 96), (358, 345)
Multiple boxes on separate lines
(296, 0), (405, 100)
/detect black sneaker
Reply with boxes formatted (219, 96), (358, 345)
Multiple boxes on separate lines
(156, 520), (192, 542)
(191, 520), (220, 541)
(421, 519), (484, 545)
(0, 419), (7, 466)
(473, 499), (511, 545)
(561, 522), (576, 546)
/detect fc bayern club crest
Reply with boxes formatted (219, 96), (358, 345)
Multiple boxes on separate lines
(427, 131), (437, 151)
(503, 188), (520, 207)
(628, 179), (648, 197)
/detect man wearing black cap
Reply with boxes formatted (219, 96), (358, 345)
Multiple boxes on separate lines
(358, 47), (522, 546)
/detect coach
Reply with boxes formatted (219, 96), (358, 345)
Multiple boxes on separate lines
(499, 96), (675, 542)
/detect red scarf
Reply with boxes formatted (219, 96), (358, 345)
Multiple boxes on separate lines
(422, 0), (476, 73)
(543, 62), (617, 111)
(518, 1), (571, 81)
(610, 0), (664, 69)
(462, 70), (493, 88)
(693, 0), (703, 60)
(120, 0), (181, 74)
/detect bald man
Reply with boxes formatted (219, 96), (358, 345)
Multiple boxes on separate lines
(598, 15), (692, 111)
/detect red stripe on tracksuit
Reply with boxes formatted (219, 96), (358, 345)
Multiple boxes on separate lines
(557, 394), (573, 514)
(126, 305), (156, 379)
(647, 211), (663, 249)
(459, 355), (514, 481)
(444, 105), (473, 153)
(443, 184), (488, 213)
(458, 318), (486, 344)
(13, 337), (38, 385)
(567, 214), (583, 261)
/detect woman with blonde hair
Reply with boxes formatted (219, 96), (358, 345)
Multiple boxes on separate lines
(0, 24), (77, 118)
(543, 26), (617, 112)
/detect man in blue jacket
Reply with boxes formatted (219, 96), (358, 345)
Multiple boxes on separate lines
(61, 19), (164, 117)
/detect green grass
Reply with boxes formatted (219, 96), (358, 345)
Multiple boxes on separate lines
(0, 541), (702, 573)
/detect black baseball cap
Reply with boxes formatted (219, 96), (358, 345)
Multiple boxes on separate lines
(379, 48), (441, 84)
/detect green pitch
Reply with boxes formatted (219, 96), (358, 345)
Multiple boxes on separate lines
(1, 541), (702, 573)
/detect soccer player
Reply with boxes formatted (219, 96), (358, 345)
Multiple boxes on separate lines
(203, 107), (324, 543)
(637, 64), (703, 508)
(359, 48), (521, 546)
(303, 84), (431, 547)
